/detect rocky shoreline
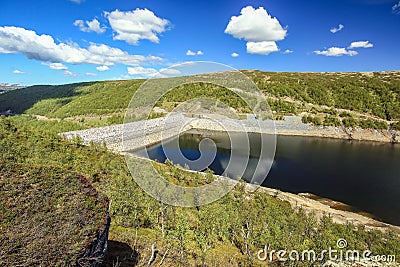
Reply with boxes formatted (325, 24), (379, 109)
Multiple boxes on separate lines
(248, 185), (400, 234)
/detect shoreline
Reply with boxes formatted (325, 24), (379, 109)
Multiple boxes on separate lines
(277, 125), (398, 144)
(244, 184), (400, 234)
(61, 115), (400, 233)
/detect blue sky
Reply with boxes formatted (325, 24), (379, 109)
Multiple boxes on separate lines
(1, 0), (399, 85)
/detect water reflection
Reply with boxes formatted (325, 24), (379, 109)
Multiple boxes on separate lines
(133, 131), (400, 226)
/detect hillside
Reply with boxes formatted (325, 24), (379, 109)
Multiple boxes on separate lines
(0, 164), (109, 266)
(0, 71), (399, 130)
(0, 117), (112, 266)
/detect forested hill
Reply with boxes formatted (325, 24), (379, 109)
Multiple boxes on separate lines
(0, 71), (399, 129)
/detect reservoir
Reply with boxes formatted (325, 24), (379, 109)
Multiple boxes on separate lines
(134, 131), (400, 226)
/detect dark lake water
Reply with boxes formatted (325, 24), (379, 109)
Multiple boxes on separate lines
(136, 131), (400, 226)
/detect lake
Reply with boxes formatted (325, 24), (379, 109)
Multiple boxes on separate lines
(134, 131), (400, 226)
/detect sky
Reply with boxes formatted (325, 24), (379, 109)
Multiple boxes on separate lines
(0, 0), (400, 85)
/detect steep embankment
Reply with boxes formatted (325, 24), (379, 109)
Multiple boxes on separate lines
(0, 164), (110, 266)
(0, 118), (112, 266)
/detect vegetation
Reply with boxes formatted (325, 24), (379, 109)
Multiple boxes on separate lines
(0, 80), (143, 118)
(247, 71), (400, 121)
(1, 115), (399, 266)
(0, 164), (108, 265)
(1, 71), (399, 130)
(1, 71), (400, 264)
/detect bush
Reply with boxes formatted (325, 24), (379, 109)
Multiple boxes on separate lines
(342, 117), (357, 127)
(302, 115), (323, 125)
(339, 111), (352, 118)
(323, 115), (341, 127)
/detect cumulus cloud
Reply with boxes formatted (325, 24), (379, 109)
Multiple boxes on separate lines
(127, 66), (181, 78)
(224, 6), (286, 56)
(85, 72), (97, 76)
(186, 50), (203, 56)
(13, 69), (26, 74)
(73, 18), (106, 34)
(225, 6), (286, 42)
(0, 26), (163, 66)
(160, 68), (181, 75)
(127, 66), (158, 77)
(393, 1), (400, 14)
(64, 70), (77, 77)
(348, 40), (373, 49)
(96, 65), (109, 71)
(246, 41), (279, 55)
(282, 49), (293, 54)
(105, 8), (170, 45)
(42, 62), (68, 70)
(231, 52), (239, 57)
(314, 47), (358, 57)
(330, 24), (344, 33)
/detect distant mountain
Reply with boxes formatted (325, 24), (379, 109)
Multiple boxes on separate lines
(0, 83), (25, 93)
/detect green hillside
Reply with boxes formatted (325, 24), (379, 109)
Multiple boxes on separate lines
(0, 71), (399, 129)
(0, 80), (143, 118)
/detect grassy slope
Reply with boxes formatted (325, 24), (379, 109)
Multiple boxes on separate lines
(0, 164), (109, 266)
(0, 71), (399, 130)
(0, 117), (112, 265)
(0, 80), (143, 118)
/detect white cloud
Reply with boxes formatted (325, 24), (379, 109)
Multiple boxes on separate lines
(42, 62), (68, 70)
(127, 66), (158, 77)
(283, 49), (293, 54)
(225, 6), (286, 42)
(179, 61), (196, 66)
(64, 70), (78, 77)
(85, 72), (97, 76)
(126, 66), (181, 78)
(393, 1), (400, 14)
(314, 47), (358, 57)
(105, 8), (170, 45)
(0, 26), (163, 66)
(186, 50), (203, 56)
(13, 69), (26, 74)
(330, 24), (344, 33)
(246, 41), (279, 55)
(348, 41), (373, 49)
(159, 68), (181, 75)
(225, 6), (286, 56)
(73, 19), (106, 34)
(70, 0), (84, 3)
(96, 65), (109, 71)
(231, 52), (239, 57)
